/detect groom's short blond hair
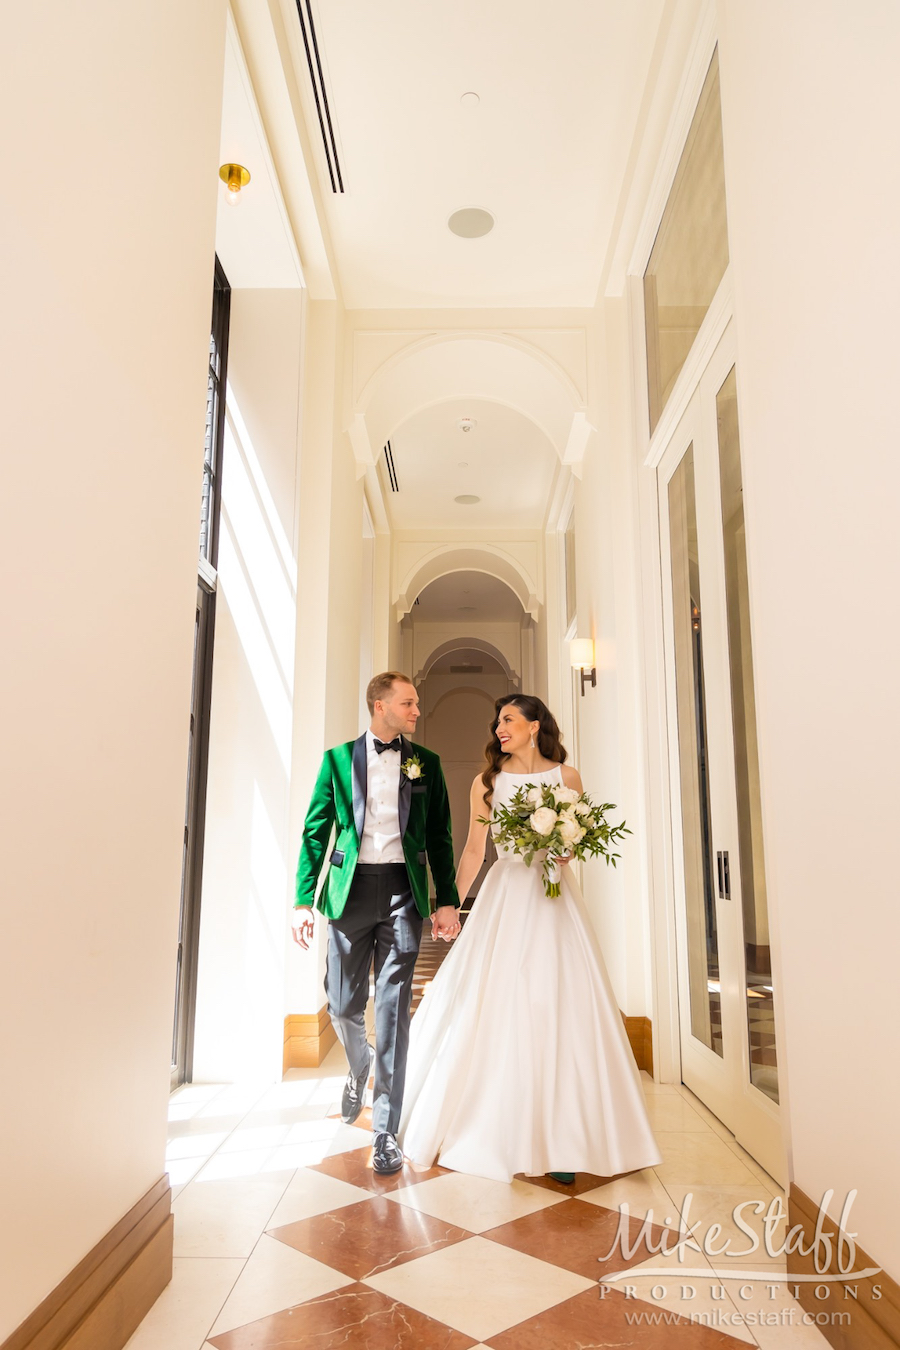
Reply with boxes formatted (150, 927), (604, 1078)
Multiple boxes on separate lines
(366, 670), (413, 715)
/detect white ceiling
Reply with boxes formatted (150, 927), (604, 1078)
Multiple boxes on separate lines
(414, 571), (525, 622)
(216, 17), (304, 288)
(301, 0), (667, 307)
(381, 397), (558, 529)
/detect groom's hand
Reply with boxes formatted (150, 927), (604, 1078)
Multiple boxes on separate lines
(431, 905), (461, 942)
(291, 908), (315, 949)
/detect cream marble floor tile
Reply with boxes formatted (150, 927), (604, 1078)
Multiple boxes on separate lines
(714, 1277), (833, 1347)
(266, 1167), (374, 1227)
(365, 1235), (595, 1342)
(578, 1168), (686, 1231)
(167, 1113), (248, 1140)
(173, 1170), (295, 1258)
(643, 1092), (721, 1133)
(194, 1082), (272, 1115)
(197, 1121), (371, 1179)
(166, 1155), (208, 1189)
(123, 1256), (243, 1350)
(386, 1170), (563, 1233)
(720, 1136), (786, 1196)
(207, 1233), (352, 1336)
(639, 1071), (681, 1095)
(654, 1130), (761, 1187)
(674, 1086), (735, 1140)
(217, 1108), (337, 1154)
(602, 1244), (757, 1345)
(165, 1131), (232, 1162)
(660, 1183), (788, 1266)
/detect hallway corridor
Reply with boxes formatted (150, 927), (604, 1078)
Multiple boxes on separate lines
(129, 1046), (820, 1350)
(5, 2), (900, 1349)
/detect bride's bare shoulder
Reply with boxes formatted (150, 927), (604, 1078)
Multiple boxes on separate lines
(560, 763), (584, 791)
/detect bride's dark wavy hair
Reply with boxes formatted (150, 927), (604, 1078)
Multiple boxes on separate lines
(481, 694), (567, 807)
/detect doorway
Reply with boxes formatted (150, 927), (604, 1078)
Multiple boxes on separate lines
(171, 259), (231, 1090)
(657, 321), (782, 1182)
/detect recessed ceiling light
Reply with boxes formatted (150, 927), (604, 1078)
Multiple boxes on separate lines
(454, 494), (480, 505)
(448, 208), (494, 239)
(460, 91), (480, 107)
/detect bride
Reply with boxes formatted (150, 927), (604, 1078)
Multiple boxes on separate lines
(397, 693), (663, 1184)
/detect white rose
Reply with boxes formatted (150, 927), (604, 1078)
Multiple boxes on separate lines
(526, 786), (543, 805)
(574, 800), (591, 816)
(405, 763), (422, 779)
(558, 817), (584, 843)
(554, 786), (580, 805)
(530, 807), (558, 837)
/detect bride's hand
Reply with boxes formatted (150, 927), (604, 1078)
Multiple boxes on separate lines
(550, 853), (573, 866)
(431, 905), (461, 942)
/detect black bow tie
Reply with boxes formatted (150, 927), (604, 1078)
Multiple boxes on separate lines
(373, 737), (401, 755)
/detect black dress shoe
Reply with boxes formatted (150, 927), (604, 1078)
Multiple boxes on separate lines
(341, 1045), (374, 1125)
(372, 1131), (403, 1174)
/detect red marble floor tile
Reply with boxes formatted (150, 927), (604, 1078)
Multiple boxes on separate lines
(268, 1195), (472, 1281)
(512, 1169), (630, 1197)
(484, 1197), (672, 1281)
(308, 1144), (449, 1194)
(207, 1282), (476, 1349)
(486, 1284), (752, 1349)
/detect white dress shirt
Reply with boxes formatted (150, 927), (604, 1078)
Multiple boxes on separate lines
(358, 728), (405, 863)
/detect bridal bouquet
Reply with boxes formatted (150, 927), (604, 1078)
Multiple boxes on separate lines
(483, 783), (631, 897)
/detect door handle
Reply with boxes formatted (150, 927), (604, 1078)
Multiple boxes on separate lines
(717, 850), (731, 900)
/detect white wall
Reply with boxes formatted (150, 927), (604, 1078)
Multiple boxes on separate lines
(718, 0), (900, 1274)
(284, 300), (366, 1017)
(0, 0), (226, 1336)
(193, 289), (303, 1082)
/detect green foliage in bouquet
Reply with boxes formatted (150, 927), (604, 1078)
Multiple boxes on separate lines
(480, 782), (631, 897)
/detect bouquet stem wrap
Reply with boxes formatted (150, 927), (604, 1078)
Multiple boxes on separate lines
(481, 782), (631, 899)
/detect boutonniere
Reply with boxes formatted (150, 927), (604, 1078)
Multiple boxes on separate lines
(401, 754), (425, 781)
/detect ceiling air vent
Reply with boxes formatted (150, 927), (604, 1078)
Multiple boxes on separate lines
(294, 0), (345, 193)
(450, 665), (484, 674)
(384, 441), (399, 492)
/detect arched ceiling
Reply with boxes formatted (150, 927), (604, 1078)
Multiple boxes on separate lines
(383, 398), (557, 530)
(414, 571), (525, 623)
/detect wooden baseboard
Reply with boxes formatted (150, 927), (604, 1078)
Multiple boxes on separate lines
(622, 1012), (653, 1073)
(283, 1005), (337, 1072)
(787, 1183), (900, 1349)
(1, 1176), (173, 1350)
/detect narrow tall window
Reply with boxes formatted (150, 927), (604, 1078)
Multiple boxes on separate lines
(172, 258), (231, 1089)
(644, 50), (729, 434)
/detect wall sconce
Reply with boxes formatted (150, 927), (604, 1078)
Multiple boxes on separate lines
(219, 162), (251, 207)
(569, 638), (596, 696)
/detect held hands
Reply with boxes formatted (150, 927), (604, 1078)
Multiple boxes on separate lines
(431, 904), (461, 943)
(291, 908), (315, 949)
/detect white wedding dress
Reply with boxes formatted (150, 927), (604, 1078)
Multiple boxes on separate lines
(397, 766), (664, 1183)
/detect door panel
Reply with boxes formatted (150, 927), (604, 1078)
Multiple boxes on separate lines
(658, 324), (784, 1183)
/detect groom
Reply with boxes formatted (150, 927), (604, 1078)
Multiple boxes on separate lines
(291, 671), (461, 1173)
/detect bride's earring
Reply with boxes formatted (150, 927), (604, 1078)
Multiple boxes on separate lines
(530, 734), (535, 748)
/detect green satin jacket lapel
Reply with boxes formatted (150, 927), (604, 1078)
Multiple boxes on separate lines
(398, 734), (412, 837)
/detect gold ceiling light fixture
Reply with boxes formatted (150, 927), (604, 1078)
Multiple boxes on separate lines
(219, 163), (251, 207)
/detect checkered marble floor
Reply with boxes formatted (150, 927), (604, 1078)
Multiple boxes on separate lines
(126, 1036), (828, 1350)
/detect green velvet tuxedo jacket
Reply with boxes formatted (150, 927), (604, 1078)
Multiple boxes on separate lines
(294, 735), (460, 920)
